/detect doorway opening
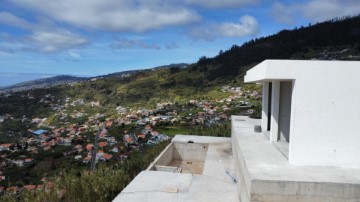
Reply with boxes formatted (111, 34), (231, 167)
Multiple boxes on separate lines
(278, 81), (292, 143)
(273, 81), (293, 158)
(267, 82), (272, 131)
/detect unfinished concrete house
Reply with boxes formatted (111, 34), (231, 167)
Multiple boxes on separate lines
(115, 60), (360, 202)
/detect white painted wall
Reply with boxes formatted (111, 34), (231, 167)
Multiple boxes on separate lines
(246, 60), (360, 168)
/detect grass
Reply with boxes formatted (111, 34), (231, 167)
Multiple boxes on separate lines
(154, 125), (191, 136)
(188, 121), (231, 137)
(1, 141), (170, 202)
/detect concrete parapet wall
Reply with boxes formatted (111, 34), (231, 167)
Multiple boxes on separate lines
(232, 135), (251, 202)
(147, 142), (174, 170)
(154, 144), (174, 166)
(173, 142), (208, 162)
(148, 141), (209, 171)
(154, 165), (178, 172)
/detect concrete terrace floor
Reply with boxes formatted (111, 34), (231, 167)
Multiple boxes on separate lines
(113, 136), (239, 202)
(232, 116), (360, 184)
(231, 116), (360, 201)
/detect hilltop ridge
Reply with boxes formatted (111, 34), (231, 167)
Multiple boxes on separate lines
(1, 63), (189, 93)
(0, 75), (87, 92)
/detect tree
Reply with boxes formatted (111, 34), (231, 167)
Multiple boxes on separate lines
(169, 66), (180, 74)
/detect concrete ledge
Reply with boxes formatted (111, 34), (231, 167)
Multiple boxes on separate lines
(172, 135), (231, 144)
(232, 116), (360, 202)
(154, 165), (179, 172)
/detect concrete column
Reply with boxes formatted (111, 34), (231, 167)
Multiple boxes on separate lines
(261, 82), (269, 132)
(270, 81), (280, 142)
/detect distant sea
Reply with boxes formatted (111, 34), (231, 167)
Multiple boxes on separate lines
(0, 72), (57, 87)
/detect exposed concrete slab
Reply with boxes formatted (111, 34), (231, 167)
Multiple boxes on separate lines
(114, 171), (238, 202)
(185, 175), (238, 202)
(202, 142), (234, 182)
(113, 171), (192, 202)
(232, 115), (360, 201)
(114, 136), (238, 202)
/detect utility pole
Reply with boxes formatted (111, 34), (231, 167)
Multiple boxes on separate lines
(90, 123), (102, 171)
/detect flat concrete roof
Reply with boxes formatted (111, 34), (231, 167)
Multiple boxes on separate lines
(114, 135), (239, 202)
(232, 116), (360, 184)
(244, 59), (360, 83)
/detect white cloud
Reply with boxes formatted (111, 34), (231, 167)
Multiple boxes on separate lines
(28, 30), (87, 53)
(9, 0), (201, 32)
(301, 0), (360, 21)
(191, 15), (259, 41)
(271, 2), (296, 24)
(0, 12), (32, 29)
(218, 15), (259, 37)
(66, 51), (81, 60)
(184, 0), (260, 8)
(0, 12), (88, 53)
(272, 0), (360, 24)
(111, 38), (161, 50)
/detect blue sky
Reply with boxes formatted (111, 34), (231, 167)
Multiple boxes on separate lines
(0, 0), (360, 86)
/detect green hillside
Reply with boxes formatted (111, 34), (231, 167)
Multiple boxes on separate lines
(49, 15), (360, 110)
(2, 16), (360, 119)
